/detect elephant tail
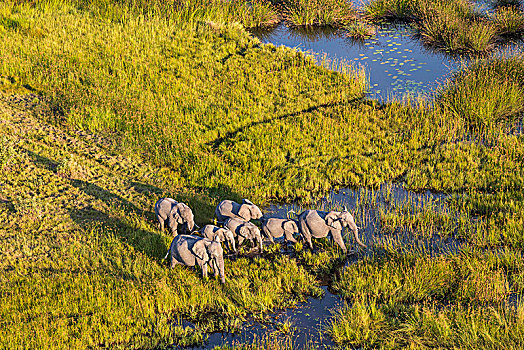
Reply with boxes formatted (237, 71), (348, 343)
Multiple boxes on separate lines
(163, 246), (171, 260)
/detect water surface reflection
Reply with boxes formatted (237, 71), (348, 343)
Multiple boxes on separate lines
(251, 24), (457, 100)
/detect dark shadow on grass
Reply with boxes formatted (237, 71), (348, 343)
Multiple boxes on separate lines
(68, 205), (169, 262)
(205, 99), (361, 151)
(25, 149), (58, 172)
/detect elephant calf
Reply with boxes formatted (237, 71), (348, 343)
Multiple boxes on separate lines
(164, 235), (225, 283)
(154, 198), (196, 236)
(224, 218), (263, 252)
(198, 224), (236, 253)
(261, 218), (299, 244)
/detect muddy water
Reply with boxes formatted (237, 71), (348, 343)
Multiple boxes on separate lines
(188, 286), (343, 349)
(251, 23), (457, 100)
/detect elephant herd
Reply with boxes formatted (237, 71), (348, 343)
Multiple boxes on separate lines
(155, 198), (367, 284)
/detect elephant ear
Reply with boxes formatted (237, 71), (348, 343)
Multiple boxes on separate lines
(238, 204), (251, 221)
(325, 212), (339, 228)
(170, 207), (183, 224)
(178, 203), (192, 220)
(192, 240), (209, 262)
(216, 229), (226, 241)
(283, 220), (298, 233)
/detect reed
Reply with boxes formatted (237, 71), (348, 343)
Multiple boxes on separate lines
(344, 20), (377, 39)
(365, 0), (507, 53)
(276, 0), (357, 27)
(436, 55), (524, 129)
(493, 5), (524, 36)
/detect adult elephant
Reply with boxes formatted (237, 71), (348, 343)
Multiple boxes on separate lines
(215, 199), (263, 223)
(224, 218), (263, 252)
(164, 235), (225, 283)
(261, 218), (299, 244)
(297, 207), (367, 253)
(154, 198), (197, 236)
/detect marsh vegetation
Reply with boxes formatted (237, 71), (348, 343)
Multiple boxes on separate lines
(1, 0), (524, 349)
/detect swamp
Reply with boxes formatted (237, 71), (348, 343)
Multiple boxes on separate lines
(1, 0), (524, 348)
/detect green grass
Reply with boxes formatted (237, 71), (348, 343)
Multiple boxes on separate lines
(436, 55), (524, 129)
(494, 5), (524, 36)
(2, 0), (524, 348)
(0, 94), (325, 348)
(329, 243), (524, 348)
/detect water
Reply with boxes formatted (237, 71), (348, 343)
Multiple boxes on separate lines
(265, 183), (465, 256)
(251, 23), (457, 100)
(188, 286), (343, 349)
(184, 185), (473, 348)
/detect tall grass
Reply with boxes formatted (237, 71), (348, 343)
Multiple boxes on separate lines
(275, 0), (357, 27)
(364, 0), (522, 53)
(494, 5), (524, 35)
(436, 55), (524, 129)
(329, 243), (524, 348)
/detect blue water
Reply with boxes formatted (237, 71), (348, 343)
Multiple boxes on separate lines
(251, 23), (457, 101)
(188, 286), (343, 349)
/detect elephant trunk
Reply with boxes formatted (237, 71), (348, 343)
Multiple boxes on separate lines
(229, 237), (237, 252)
(217, 256), (225, 284)
(257, 234), (263, 252)
(349, 222), (367, 248)
(187, 220), (195, 232)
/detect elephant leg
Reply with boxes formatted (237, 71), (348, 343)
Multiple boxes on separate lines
(284, 231), (298, 243)
(169, 222), (178, 236)
(201, 263), (208, 279)
(238, 236), (245, 246)
(170, 257), (178, 269)
(213, 260), (219, 278)
(262, 227), (275, 243)
(157, 215), (164, 231)
(301, 221), (314, 250)
(332, 230), (348, 254)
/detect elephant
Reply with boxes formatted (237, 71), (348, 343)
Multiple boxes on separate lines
(261, 218), (299, 244)
(198, 224), (236, 253)
(164, 235), (225, 283)
(215, 199), (263, 223)
(297, 207), (367, 254)
(224, 218), (263, 252)
(154, 198), (197, 236)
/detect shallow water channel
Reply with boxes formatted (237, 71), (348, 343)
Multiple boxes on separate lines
(188, 286), (342, 349)
(187, 184), (466, 348)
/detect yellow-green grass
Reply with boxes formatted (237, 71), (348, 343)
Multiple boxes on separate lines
(494, 6), (524, 36)
(0, 94), (325, 348)
(344, 19), (377, 39)
(436, 54), (524, 130)
(2, 0), (524, 348)
(273, 0), (357, 27)
(329, 243), (524, 348)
